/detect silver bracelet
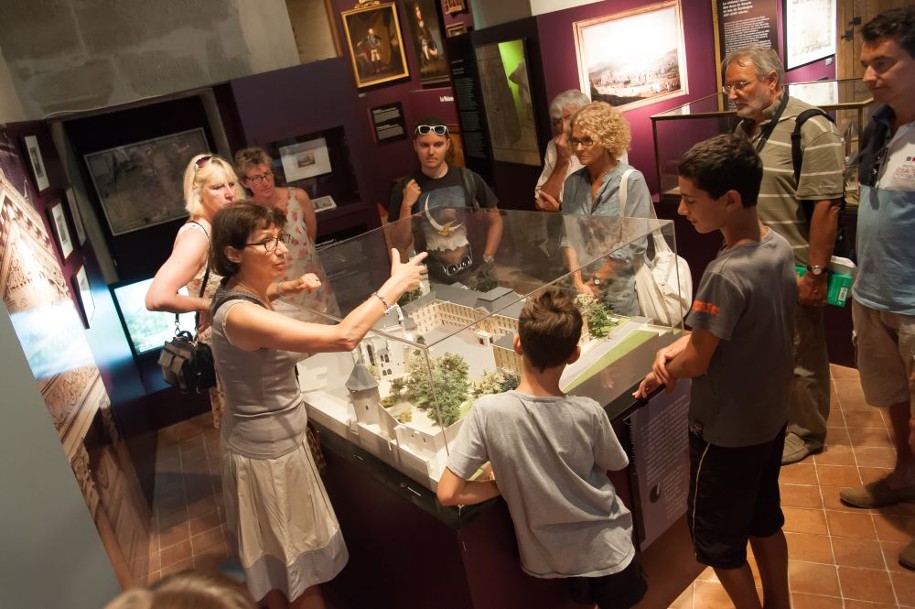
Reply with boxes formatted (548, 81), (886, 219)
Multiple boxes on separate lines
(274, 278), (284, 295)
(372, 291), (395, 314)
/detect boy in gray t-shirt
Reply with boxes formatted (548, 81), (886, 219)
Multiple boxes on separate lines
(437, 289), (646, 609)
(636, 134), (796, 609)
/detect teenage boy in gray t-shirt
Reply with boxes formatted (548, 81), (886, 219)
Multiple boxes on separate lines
(635, 134), (796, 609)
(437, 288), (646, 609)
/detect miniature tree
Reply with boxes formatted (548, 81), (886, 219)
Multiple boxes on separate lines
(405, 352), (469, 427)
(587, 300), (613, 338)
(396, 411), (413, 424)
(470, 369), (519, 399)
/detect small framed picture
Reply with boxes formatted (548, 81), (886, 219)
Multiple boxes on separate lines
(445, 22), (467, 38)
(24, 135), (50, 192)
(49, 201), (74, 261)
(71, 265), (95, 328)
(312, 195), (337, 213)
(279, 138), (333, 182)
(444, 0), (466, 14)
(65, 188), (88, 245)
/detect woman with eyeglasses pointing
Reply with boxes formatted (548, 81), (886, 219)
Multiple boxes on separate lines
(207, 202), (427, 609)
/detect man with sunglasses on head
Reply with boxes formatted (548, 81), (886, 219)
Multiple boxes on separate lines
(725, 45), (845, 465)
(389, 116), (502, 284)
(838, 7), (915, 571)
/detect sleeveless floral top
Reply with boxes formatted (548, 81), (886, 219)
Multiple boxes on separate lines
(281, 188), (338, 318)
(177, 221), (222, 338)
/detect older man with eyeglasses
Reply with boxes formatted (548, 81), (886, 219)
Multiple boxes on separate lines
(838, 6), (915, 571)
(724, 45), (845, 465)
(388, 116), (503, 285)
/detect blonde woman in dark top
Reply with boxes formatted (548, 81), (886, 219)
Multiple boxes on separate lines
(208, 202), (426, 609)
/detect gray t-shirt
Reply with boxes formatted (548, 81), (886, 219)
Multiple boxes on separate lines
(446, 391), (634, 579)
(686, 229), (797, 447)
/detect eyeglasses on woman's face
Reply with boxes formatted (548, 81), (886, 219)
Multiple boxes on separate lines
(245, 171), (274, 185)
(244, 233), (289, 253)
(569, 137), (596, 149)
(415, 124), (449, 136)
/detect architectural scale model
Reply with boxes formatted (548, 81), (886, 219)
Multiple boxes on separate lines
(298, 282), (673, 490)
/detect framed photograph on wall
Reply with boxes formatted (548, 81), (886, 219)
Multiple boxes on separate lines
(403, 0), (450, 84)
(24, 135), (50, 193)
(71, 265), (95, 329)
(574, 0), (688, 111)
(341, 2), (410, 88)
(445, 22), (467, 38)
(785, 0), (836, 69)
(65, 187), (87, 245)
(49, 201), (74, 261)
(278, 138), (333, 182)
(444, 0), (466, 14)
(84, 128), (208, 236)
(312, 195), (337, 213)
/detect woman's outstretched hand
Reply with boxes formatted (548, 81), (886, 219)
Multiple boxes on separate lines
(390, 249), (428, 292)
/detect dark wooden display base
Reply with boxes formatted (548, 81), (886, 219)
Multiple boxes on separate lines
(315, 384), (689, 609)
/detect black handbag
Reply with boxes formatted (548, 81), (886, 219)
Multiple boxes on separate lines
(158, 262), (217, 393)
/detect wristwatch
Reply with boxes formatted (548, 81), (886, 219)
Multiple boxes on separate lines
(806, 264), (825, 277)
(592, 277), (601, 285)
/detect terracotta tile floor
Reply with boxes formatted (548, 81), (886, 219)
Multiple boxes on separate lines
(146, 365), (915, 608)
(671, 364), (915, 609)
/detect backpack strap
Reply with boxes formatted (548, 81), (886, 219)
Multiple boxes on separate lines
(791, 108), (835, 183)
(456, 166), (480, 209)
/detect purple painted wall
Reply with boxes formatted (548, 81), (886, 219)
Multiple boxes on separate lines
(535, 1), (718, 194)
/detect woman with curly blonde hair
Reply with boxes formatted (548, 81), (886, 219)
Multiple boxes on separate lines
(560, 101), (651, 316)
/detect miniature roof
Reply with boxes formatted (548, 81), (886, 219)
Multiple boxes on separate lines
(494, 332), (516, 349)
(345, 362), (378, 391)
(404, 284), (524, 316)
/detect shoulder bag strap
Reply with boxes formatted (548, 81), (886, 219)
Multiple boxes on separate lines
(754, 92), (790, 154)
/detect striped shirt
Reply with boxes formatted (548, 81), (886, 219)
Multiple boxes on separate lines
(736, 95), (845, 266)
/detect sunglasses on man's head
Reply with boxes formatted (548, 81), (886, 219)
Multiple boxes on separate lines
(415, 125), (449, 136)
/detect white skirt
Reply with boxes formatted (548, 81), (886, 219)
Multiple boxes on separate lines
(222, 437), (348, 602)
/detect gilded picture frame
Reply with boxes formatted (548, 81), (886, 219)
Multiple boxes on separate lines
(342, 2), (410, 89)
(574, 0), (688, 111)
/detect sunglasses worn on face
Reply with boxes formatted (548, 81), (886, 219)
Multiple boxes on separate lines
(244, 233), (289, 253)
(416, 124), (449, 136)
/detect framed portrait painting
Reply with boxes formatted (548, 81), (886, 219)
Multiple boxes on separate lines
(24, 135), (50, 193)
(342, 2), (410, 88)
(403, 0), (450, 84)
(574, 0), (688, 111)
(84, 128), (208, 236)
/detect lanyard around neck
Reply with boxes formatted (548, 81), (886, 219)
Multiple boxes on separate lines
(753, 93), (789, 153)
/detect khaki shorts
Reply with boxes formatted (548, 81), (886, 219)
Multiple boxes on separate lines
(852, 299), (915, 412)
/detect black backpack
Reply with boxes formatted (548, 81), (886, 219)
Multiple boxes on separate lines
(791, 108), (852, 259)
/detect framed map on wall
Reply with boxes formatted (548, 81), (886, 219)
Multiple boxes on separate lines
(84, 128), (208, 236)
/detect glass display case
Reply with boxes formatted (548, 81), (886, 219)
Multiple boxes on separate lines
(293, 209), (684, 490)
(650, 78), (875, 206)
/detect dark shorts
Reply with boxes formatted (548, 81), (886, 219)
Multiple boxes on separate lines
(687, 426), (786, 569)
(569, 555), (647, 609)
